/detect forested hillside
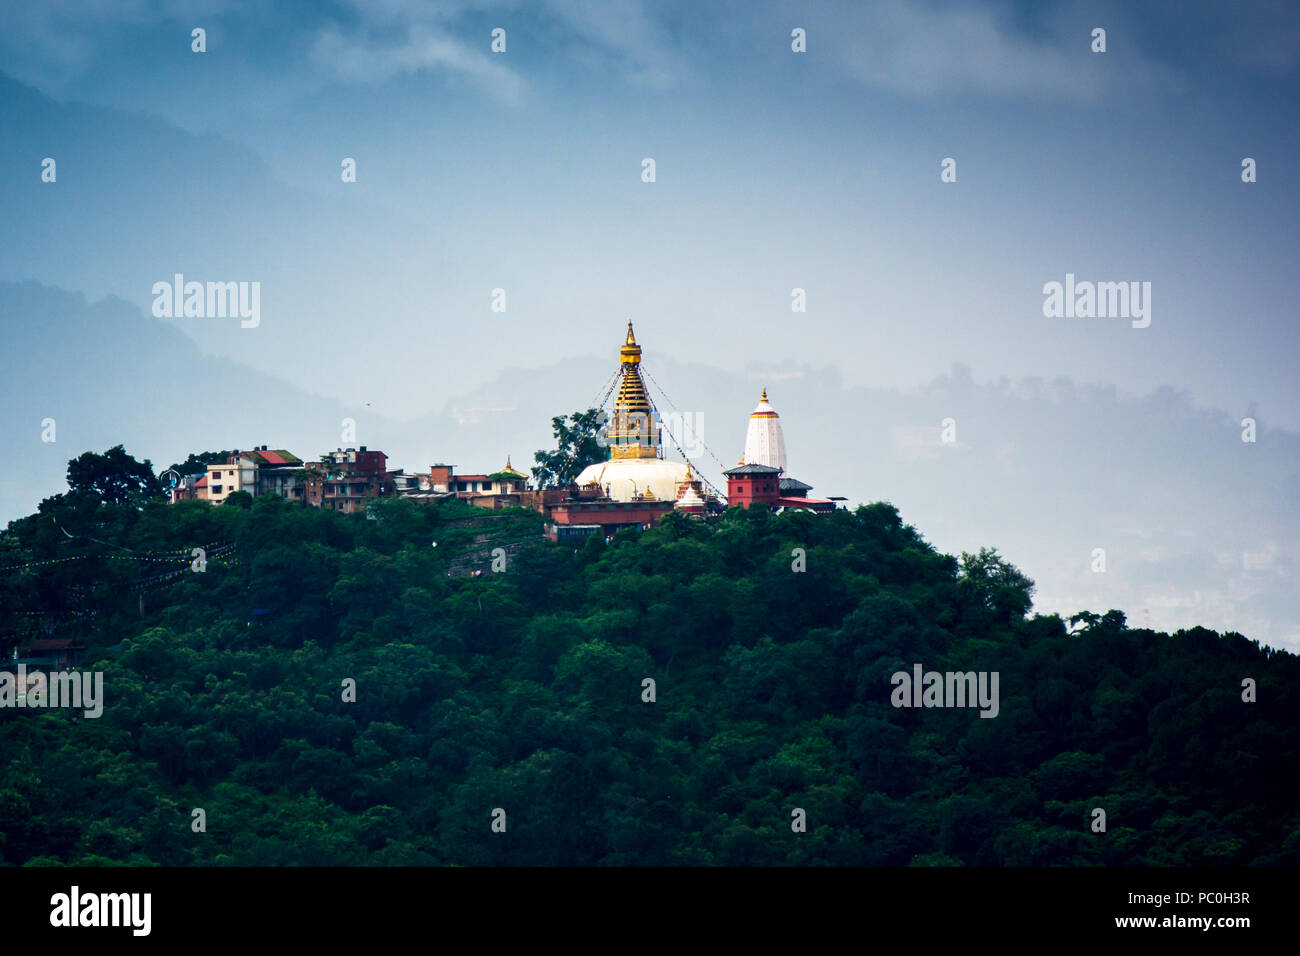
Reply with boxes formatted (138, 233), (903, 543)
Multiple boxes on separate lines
(1, 481), (1297, 866)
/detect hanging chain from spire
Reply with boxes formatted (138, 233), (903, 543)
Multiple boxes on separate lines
(639, 364), (728, 503)
(640, 364), (732, 477)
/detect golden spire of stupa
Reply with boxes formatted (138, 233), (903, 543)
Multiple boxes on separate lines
(610, 321), (657, 460)
(620, 320), (641, 365)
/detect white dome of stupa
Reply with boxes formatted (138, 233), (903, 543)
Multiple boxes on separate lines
(576, 457), (691, 503)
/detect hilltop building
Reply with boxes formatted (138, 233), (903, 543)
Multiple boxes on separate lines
(248, 447), (307, 500)
(723, 462), (783, 508)
(724, 389), (839, 513)
(182, 444), (532, 515)
(426, 459), (529, 500)
(408, 458), (531, 509)
(304, 447), (392, 513)
(169, 472), (207, 502)
(548, 323), (697, 540)
(170, 325), (845, 523)
(204, 447), (303, 504)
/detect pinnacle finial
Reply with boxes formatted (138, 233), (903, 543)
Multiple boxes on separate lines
(761, 387), (768, 401)
(619, 320), (642, 365)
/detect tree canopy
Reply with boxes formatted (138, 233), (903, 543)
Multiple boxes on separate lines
(532, 408), (608, 488)
(0, 449), (1295, 866)
(166, 450), (236, 478)
(65, 444), (164, 505)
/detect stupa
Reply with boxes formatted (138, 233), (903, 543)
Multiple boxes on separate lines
(574, 322), (691, 502)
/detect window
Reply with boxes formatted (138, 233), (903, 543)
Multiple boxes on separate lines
(736, 484), (744, 493)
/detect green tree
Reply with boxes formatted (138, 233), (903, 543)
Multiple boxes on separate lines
(166, 450), (235, 477)
(65, 444), (163, 504)
(223, 490), (253, 509)
(532, 408), (607, 488)
(957, 546), (1035, 620)
(2, 448), (1297, 869)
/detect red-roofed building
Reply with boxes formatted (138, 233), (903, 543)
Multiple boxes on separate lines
(202, 446), (305, 504)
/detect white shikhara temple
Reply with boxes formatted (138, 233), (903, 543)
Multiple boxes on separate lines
(725, 385), (837, 512)
(741, 388), (788, 473)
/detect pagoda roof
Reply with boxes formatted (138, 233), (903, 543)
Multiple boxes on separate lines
(723, 463), (782, 476)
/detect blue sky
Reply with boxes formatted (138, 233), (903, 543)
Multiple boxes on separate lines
(1, 0), (1298, 645)
(2, 0), (1296, 417)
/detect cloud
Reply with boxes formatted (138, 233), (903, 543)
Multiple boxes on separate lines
(0, 0), (244, 75)
(310, 21), (524, 101)
(309, 0), (692, 96)
(2, 0), (1187, 107)
(812, 0), (1179, 102)
(541, 0), (690, 89)
(0, 0), (154, 88)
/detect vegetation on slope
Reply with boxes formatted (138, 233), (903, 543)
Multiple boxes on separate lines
(0, 449), (1297, 866)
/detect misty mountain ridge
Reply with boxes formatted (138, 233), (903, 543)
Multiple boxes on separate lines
(2, 280), (1296, 651)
